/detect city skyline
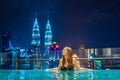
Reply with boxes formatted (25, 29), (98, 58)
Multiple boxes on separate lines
(0, 0), (120, 49)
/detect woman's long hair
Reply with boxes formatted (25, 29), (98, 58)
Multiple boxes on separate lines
(62, 47), (73, 67)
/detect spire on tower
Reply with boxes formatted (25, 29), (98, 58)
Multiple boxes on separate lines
(31, 13), (41, 58)
(35, 12), (37, 17)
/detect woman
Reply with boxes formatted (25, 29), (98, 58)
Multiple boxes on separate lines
(49, 47), (89, 79)
(57, 47), (81, 70)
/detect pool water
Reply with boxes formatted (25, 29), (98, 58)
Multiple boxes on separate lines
(0, 70), (120, 80)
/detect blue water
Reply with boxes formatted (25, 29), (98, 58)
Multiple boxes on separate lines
(0, 70), (120, 80)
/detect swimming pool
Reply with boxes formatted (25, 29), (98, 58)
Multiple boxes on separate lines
(0, 70), (120, 80)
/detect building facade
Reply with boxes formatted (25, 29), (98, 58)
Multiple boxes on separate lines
(31, 16), (40, 58)
(44, 20), (53, 58)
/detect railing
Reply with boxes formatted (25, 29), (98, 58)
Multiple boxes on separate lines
(0, 57), (120, 70)
(76, 57), (120, 69)
(0, 59), (60, 69)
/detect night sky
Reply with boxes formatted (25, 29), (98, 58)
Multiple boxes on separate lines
(0, 0), (120, 49)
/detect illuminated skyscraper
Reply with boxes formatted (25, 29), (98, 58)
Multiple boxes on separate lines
(31, 14), (40, 58)
(44, 20), (53, 58)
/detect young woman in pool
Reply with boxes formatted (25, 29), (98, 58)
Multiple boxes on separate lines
(57, 47), (87, 70)
(50, 47), (90, 79)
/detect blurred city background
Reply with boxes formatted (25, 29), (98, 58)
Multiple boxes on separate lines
(0, 15), (120, 70)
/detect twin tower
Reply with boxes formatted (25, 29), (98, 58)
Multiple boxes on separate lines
(31, 15), (53, 58)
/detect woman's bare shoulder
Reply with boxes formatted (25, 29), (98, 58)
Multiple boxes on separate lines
(73, 59), (80, 65)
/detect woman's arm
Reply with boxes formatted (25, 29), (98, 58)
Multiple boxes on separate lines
(57, 59), (62, 70)
(73, 60), (91, 70)
(73, 60), (81, 70)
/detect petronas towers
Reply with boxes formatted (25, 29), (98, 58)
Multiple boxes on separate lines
(31, 14), (53, 58)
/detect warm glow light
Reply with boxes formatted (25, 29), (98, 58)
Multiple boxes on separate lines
(56, 45), (59, 48)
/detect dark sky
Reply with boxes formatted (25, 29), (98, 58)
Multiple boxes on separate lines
(0, 0), (120, 49)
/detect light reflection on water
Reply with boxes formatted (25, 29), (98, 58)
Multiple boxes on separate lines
(0, 70), (120, 80)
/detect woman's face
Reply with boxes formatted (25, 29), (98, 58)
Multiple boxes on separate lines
(62, 48), (68, 56)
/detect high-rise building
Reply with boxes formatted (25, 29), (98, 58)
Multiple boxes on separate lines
(31, 14), (40, 58)
(44, 19), (53, 58)
(49, 42), (60, 59)
(1, 32), (11, 52)
(78, 44), (88, 67)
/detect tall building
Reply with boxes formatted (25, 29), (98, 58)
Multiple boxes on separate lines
(1, 32), (11, 52)
(49, 42), (60, 59)
(44, 19), (53, 58)
(78, 44), (88, 67)
(31, 15), (40, 58)
(78, 44), (88, 58)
